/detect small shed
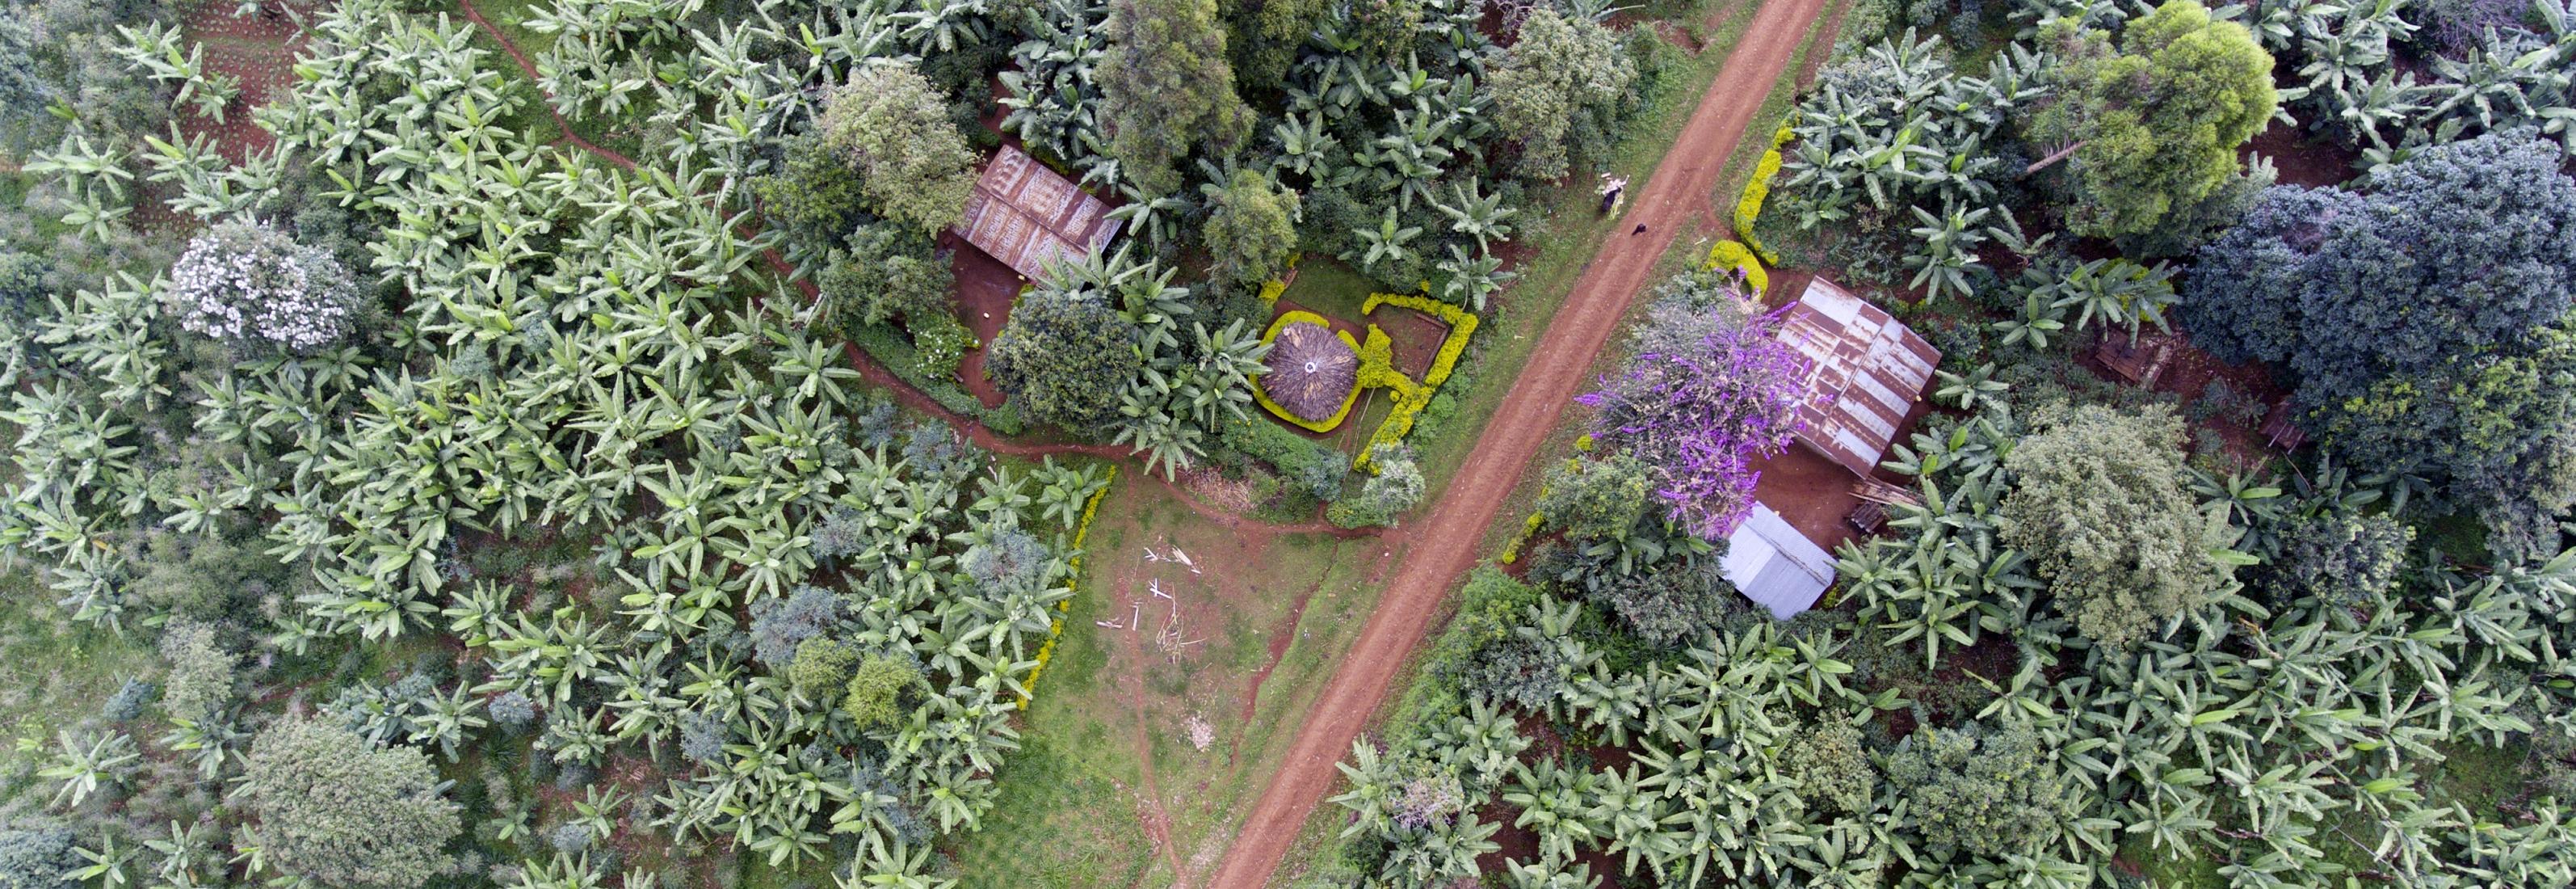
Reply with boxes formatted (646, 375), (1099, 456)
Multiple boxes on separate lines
(1722, 501), (1838, 619)
(952, 145), (1123, 280)
(2096, 331), (2177, 386)
(1774, 278), (1940, 478)
(2261, 398), (2308, 451)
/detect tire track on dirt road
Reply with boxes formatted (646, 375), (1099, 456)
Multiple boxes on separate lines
(1202, 0), (1838, 883)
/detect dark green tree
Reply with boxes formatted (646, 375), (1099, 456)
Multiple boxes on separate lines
(1784, 720), (1876, 815)
(0, 823), (80, 889)
(814, 223), (954, 331)
(1223, 0), (1329, 89)
(1882, 720), (2070, 860)
(1999, 404), (2229, 648)
(843, 655), (926, 731)
(817, 61), (981, 234)
(2183, 131), (2576, 558)
(749, 134), (867, 249)
(1200, 168), (1302, 287)
(2263, 512), (2412, 607)
(235, 719), (461, 889)
(1097, 0), (1253, 195)
(985, 293), (1142, 432)
(1490, 9), (1638, 182)
(1536, 453), (1655, 546)
(788, 638), (859, 704)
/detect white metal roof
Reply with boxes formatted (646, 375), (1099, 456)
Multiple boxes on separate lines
(1721, 501), (1837, 619)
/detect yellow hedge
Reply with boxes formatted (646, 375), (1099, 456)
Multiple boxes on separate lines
(1349, 293), (1482, 470)
(1357, 325), (1397, 377)
(1253, 310), (1364, 433)
(1498, 511), (1545, 565)
(1734, 126), (1795, 266)
(1706, 240), (1769, 295)
(1364, 292), (1480, 386)
(1020, 467), (1117, 706)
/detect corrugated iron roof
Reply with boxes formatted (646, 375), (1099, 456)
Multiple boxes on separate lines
(1775, 277), (1939, 478)
(952, 145), (1124, 280)
(1722, 501), (1837, 618)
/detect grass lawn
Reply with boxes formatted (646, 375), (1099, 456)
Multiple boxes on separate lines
(0, 570), (157, 777)
(1275, 258), (1381, 322)
(946, 475), (1397, 887)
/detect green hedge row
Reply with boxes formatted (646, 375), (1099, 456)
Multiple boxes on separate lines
(847, 322), (1022, 435)
(1220, 414), (1347, 495)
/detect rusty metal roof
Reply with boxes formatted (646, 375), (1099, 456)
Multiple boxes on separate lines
(952, 145), (1123, 280)
(1775, 277), (1939, 478)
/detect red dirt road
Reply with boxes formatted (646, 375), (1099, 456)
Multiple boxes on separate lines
(1202, 0), (1838, 883)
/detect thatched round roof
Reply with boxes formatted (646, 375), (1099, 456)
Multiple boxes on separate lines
(1262, 322), (1357, 422)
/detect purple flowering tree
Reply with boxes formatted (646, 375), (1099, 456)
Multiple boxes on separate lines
(1579, 306), (1808, 538)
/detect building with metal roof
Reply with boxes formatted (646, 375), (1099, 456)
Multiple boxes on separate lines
(1774, 277), (1940, 478)
(951, 145), (1123, 280)
(1722, 501), (1838, 618)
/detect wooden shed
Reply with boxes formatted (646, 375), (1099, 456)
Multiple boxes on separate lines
(951, 145), (1123, 280)
(1774, 278), (1941, 478)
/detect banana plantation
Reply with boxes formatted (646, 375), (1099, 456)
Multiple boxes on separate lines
(1313, 0), (2576, 887)
(0, 0), (1696, 885)
(6, 0), (2574, 885)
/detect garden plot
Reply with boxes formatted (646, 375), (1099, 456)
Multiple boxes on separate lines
(951, 478), (1398, 888)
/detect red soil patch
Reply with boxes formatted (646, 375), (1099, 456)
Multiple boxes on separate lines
(1372, 304), (1451, 381)
(182, 2), (311, 165)
(944, 234), (1023, 408)
(1750, 445), (1868, 556)
(2244, 120), (2363, 189)
(2078, 329), (2290, 472)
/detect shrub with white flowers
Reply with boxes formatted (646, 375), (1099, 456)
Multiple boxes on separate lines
(166, 219), (360, 352)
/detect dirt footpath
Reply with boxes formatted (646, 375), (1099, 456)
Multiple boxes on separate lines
(1200, 0), (1840, 883)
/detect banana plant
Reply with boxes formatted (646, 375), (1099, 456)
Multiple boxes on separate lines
(40, 727), (139, 808)
(1433, 177), (1516, 251)
(1351, 206), (1426, 276)
(1902, 200), (1990, 303)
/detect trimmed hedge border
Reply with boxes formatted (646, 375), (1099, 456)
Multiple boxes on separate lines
(1019, 466), (1117, 706)
(1354, 293), (1480, 470)
(1733, 125), (1795, 265)
(1707, 240), (1769, 295)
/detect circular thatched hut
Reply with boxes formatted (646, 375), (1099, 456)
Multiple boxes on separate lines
(1261, 321), (1358, 423)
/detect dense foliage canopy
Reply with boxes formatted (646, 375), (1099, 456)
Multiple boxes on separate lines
(2184, 129), (2576, 558)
